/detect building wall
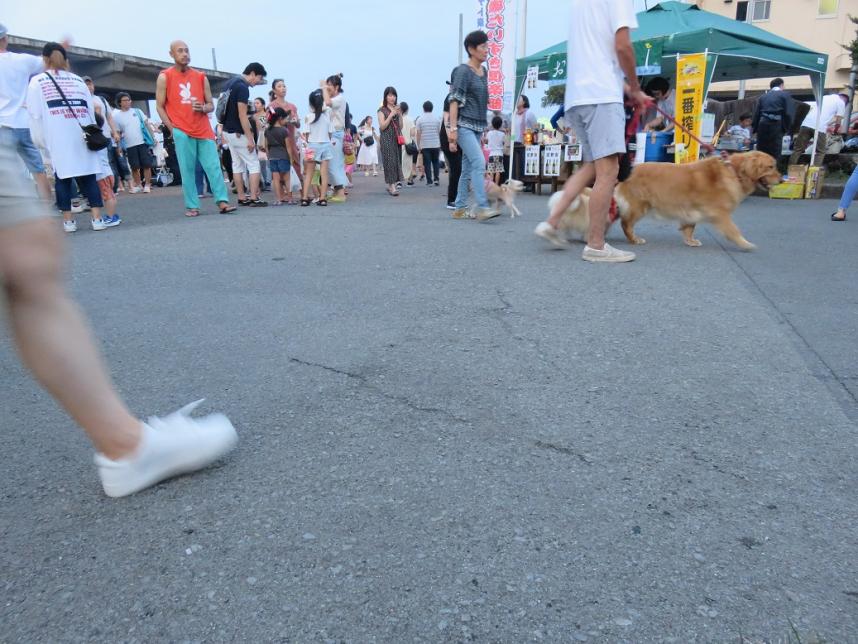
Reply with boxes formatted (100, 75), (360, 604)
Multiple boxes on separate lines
(695, 0), (857, 95)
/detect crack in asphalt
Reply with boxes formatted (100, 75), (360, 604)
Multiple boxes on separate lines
(288, 357), (469, 424)
(487, 289), (574, 380)
(534, 440), (592, 464)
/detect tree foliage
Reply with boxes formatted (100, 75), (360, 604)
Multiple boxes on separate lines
(542, 85), (565, 108)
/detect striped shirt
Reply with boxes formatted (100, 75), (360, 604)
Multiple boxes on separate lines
(415, 112), (442, 149)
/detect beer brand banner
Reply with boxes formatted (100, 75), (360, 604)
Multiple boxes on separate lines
(673, 53), (707, 164)
(476, 0), (517, 112)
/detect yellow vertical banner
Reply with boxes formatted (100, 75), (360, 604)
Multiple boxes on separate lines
(673, 53), (707, 164)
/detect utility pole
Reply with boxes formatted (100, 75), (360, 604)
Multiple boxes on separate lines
(458, 13), (464, 65)
(211, 48), (218, 71)
(518, 0), (528, 58)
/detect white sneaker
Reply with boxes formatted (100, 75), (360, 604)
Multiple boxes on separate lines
(142, 185), (151, 193)
(91, 218), (107, 231)
(582, 243), (636, 263)
(534, 221), (569, 248)
(63, 220), (77, 233)
(475, 207), (501, 221)
(70, 201), (84, 214)
(130, 186), (142, 194)
(94, 400), (238, 498)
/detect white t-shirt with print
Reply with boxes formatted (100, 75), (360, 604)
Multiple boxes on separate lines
(565, 0), (637, 108)
(0, 51), (45, 128)
(302, 109), (333, 143)
(26, 70), (100, 179)
(113, 107), (147, 147)
(486, 129), (505, 156)
(801, 94), (847, 133)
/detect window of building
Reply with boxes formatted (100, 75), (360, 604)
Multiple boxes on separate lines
(819, 0), (838, 16)
(751, 0), (771, 21)
(736, 1), (748, 22)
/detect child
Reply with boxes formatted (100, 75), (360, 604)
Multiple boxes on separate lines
(300, 90), (333, 207)
(728, 113), (753, 150)
(343, 128), (356, 189)
(485, 115), (506, 185)
(264, 107), (293, 206)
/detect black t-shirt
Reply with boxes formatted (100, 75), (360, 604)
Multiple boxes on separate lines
(223, 76), (252, 134)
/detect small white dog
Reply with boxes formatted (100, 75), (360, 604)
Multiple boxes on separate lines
(485, 179), (524, 218)
(550, 187), (594, 241)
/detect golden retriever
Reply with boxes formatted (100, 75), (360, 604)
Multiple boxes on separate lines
(613, 150), (781, 250)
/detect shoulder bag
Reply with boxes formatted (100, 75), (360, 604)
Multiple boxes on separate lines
(43, 73), (110, 151)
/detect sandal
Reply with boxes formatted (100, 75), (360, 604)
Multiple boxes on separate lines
(218, 204), (237, 214)
(317, 199), (328, 207)
(185, 209), (200, 217)
(300, 199), (311, 207)
(831, 212), (846, 221)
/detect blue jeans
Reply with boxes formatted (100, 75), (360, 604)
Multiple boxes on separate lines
(329, 130), (347, 188)
(839, 164), (858, 211)
(454, 127), (488, 209)
(0, 126), (45, 173)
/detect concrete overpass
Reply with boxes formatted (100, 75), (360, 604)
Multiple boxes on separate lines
(7, 35), (236, 114)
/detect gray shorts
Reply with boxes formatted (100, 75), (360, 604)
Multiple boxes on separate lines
(565, 103), (626, 163)
(0, 139), (50, 229)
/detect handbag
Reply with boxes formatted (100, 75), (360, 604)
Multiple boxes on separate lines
(405, 141), (418, 156)
(363, 133), (375, 146)
(134, 109), (156, 147)
(43, 72), (110, 151)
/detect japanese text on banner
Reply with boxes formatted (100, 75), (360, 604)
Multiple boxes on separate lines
(476, 0), (517, 112)
(673, 53), (707, 164)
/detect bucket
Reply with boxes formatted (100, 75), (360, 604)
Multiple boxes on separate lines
(644, 131), (673, 162)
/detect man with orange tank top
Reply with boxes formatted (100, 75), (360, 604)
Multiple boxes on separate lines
(155, 40), (236, 216)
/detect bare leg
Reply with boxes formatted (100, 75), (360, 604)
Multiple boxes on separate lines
(234, 172), (247, 201)
(143, 167), (152, 188)
(302, 161), (314, 201)
(248, 172), (261, 200)
(547, 162), (596, 228)
(33, 172), (52, 200)
(271, 172), (283, 202)
(587, 156), (620, 250)
(320, 161), (330, 199)
(0, 219), (141, 459)
(131, 168), (142, 188)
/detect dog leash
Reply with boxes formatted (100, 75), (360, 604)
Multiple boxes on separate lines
(652, 103), (725, 159)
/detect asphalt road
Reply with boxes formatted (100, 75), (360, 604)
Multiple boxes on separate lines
(2, 174), (857, 643)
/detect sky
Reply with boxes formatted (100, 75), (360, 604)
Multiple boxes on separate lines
(4, 0), (658, 122)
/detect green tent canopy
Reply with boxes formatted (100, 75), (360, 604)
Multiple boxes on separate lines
(514, 1), (827, 101)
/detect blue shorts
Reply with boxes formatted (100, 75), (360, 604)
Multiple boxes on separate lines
(269, 157), (291, 174)
(308, 141), (333, 163)
(0, 126), (46, 174)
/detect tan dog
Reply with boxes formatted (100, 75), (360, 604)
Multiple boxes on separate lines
(552, 187), (619, 242)
(485, 179), (524, 218)
(613, 151), (781, 250)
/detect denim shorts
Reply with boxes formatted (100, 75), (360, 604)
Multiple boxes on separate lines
(125, 143), (154, 170)
(0, 138), (49, 227)
(308, 141), (333, 163)
(0, 126), (46, 173)
(55, 174), (103, 212)
(269, 157), (291, 174)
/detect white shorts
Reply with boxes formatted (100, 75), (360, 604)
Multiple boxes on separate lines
(225, 131), (261, 174)
(565, 103), (626, 163)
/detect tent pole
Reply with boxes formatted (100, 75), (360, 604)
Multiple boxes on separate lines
(810, 74), (823, 166)
(509, 75), (530, 185)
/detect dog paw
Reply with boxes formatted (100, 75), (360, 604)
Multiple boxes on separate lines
(684, 238), (703, 247)
(631, 237), (647, 245)
(741, 243), (757, 251)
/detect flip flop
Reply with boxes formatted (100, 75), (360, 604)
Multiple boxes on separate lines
(218, 204), (238, 214)
(185, 209), (200, 217)
(831, 212), (846, 221)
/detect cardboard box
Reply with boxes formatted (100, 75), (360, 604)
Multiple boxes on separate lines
(769, 183), (805, 199)
(804, 166), (826, 199)
(786, 164), (808, 184)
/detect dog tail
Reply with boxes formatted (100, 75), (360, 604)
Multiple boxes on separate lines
(548, 191), (580, 213)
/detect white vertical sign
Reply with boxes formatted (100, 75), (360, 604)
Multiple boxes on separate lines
(476, 0), (518, 113)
